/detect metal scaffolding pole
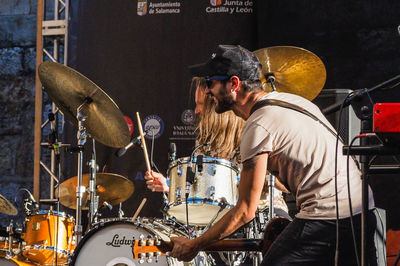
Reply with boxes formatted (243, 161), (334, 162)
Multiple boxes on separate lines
(34, 0), (69, 203)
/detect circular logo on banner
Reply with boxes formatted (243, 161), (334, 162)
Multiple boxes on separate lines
(181, 109), (195, 125)
(143, 115), (164, 139)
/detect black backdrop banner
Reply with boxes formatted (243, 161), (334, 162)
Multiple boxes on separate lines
(64, 0), (400, 229)
(66, 0), (258, 218)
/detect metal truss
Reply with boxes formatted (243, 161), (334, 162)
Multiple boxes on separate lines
(34, 0), (69, 204)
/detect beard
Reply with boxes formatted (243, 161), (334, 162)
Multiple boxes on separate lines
(215, 92), (234, 114)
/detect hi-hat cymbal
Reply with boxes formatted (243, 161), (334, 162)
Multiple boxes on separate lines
(38, 62), (130, 148)
(56, 173), (134, 210)
(0, 194), (17, 215)
(253, 46), (326, 100)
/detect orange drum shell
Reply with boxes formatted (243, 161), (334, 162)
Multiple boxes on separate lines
(22, 212), (74, 265)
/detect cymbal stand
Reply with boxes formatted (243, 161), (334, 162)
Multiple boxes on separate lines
(6, 220), (14, 259)
(75, 99), (90, 245)
(266, 74), (277, 92)
(118, 203), (124, 219)
(88, 138), (99, 227)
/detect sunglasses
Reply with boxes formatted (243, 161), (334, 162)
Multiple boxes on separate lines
(205, 76), (230, 88)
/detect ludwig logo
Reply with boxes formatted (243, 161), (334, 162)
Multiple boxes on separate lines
(210, 0), (223, 6)
(106, 234), (135, 247)
(143, 115), (164, 139)
(137, 0), (148, 16)
(181, 109), (195, 125)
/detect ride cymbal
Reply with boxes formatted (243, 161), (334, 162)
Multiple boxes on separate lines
(38, 61), (130, 148)
(0, 194), (17, 215)
(253, 46), (326, 100)
(56, 173), (134, 210)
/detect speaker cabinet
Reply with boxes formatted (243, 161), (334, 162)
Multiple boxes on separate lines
(313, 89), (361, 145)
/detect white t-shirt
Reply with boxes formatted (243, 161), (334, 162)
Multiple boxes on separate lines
(240, 92), (374, 219)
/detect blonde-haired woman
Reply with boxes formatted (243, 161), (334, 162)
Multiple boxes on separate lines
(144, 77), (243, 191)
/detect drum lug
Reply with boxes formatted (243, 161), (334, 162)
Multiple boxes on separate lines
(207, 186), (216, 199)
(155, 251), (162, 262)
(177, 165), (183, 177)
(210, 164), (217, 176)
(138, 253), (145, 264)
(146, 252), (153, 263)
(176, 187), (182, 199)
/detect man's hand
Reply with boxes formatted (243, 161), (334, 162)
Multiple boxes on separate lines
(144, 170), (169, 192)
(169, 237), (199, 262)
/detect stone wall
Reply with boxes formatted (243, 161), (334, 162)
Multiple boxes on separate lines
(0, 0), (37, 227)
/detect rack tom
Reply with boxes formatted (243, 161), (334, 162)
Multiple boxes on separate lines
(167, 156), (239, 225)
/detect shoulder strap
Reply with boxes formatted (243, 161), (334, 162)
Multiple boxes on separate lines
(250, 99), (343, 142)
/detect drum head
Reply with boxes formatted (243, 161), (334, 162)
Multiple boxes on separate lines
(168, 203), (230, 226)
(71, 220), (182, 266)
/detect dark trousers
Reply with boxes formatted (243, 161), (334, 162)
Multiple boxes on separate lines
(261, 210), (378, 266)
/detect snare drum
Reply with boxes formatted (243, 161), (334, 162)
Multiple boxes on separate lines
(22, 210), (75, 265)
(167, 156), (239, 225)
(71, 218), (206, 266)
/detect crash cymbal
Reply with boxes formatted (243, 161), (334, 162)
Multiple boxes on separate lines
(38, 62), (130, 148)
(56, 173), (134, 210)
(253, 46), (326, 100)
(0, 194), (17, 215)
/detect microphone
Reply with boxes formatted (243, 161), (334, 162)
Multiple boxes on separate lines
(115, 132), (147, 157)
(26, 190), (39, 210)
(196, 155), (203, 173)
(168, 142), (176, 162)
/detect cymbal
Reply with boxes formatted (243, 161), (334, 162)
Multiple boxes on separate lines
(0, 194), (17, 215)
(253, 46), (326, 100)
(38, 62), (130, 148)
(56, 173), (134, 210)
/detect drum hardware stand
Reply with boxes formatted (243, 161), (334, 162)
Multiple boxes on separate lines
(265, 73), (277, 92)
(74, 98), (92, 245)
(88, 138), (99, 227)
(6, 220), (14, 259)
(118, 203), (124, 219)
(268, 174), (276, 220)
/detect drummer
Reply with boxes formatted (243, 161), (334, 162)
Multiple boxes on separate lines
(168, 45), (378, 265)
(144, 77), (290, 219)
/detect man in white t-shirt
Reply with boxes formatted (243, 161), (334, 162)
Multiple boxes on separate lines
(169, 45), (378, 265)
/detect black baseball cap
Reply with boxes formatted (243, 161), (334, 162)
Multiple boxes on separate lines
(189, 45), (262, 81)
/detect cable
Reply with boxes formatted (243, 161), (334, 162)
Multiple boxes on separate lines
(347, 135), (361, 266)
(334, 91), (354, 266)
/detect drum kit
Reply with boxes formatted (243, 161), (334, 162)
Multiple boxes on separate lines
(0, 46), (326, 265)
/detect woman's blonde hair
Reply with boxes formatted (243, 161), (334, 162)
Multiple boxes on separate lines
(193, 77), (244, 159)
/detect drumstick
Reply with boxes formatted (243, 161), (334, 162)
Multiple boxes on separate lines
(132, 198), (147, 222)
(136, 112), (151, 173)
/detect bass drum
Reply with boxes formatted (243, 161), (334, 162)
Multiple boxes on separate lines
(71, 218), (209, 266)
